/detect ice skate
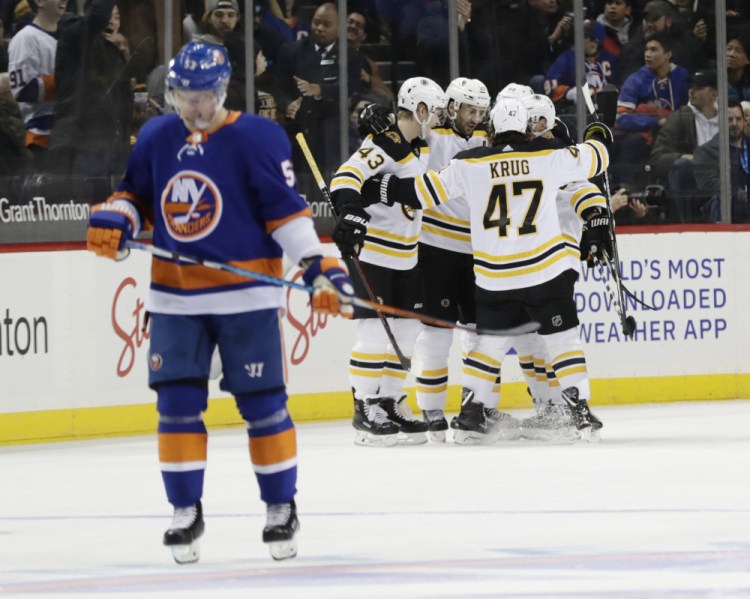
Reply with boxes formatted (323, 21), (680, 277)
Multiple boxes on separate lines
(561, 387), (603, 443)
(450, 389), (499, 445)
(520, 402), (580, 442)
(482, 405), (522, 441)
(163, 501), (204, 564)
(423, 409), (448, 443)
(380, 396), (429, 445)
(353, 399), (399, 447)
(263, 500), (299, 561)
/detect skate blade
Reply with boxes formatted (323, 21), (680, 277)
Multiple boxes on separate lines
(168, 541), (200, 564)
(354, 431), (398, 447)
(396, 431), (428, 445)
(580, 427), (602, 443)
(268, 538), (297, 561)
(428, 430), (447, 443)
(452, 429), (498, 446)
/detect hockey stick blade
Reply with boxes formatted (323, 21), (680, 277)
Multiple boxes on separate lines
(597, 84), (619, 128)
(581, 79), (597, 118)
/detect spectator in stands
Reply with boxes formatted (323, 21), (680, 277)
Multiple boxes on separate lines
(346, 8), (393, 104)
(742, 100), (750, 140)
(614, 30), (689, 186)
(545, 21), (618, 112)
(7, 0), (65, 165)
(470, 0), (572, 95)
(254, 42), (278, 121)
(648, 68), (718, 222)
(274, 2), (368, 179)
(618, 0), (705, 85)
(596, 0), (634, 58)
(0, 71), (31, 174)
(51, 0), (134, 177)
(413, 0), (472, 88)
(0, 17), (9, 71)
(694, 101), (750, 223)
(727, 35), (750, 103)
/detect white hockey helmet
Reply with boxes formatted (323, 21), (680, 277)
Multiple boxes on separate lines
(523, 94), (556, 135)
(496, 82), (534, 101)
(490, 97), (529, 135)
(446, 77), (491, 112)
(397, 77), (448, 138)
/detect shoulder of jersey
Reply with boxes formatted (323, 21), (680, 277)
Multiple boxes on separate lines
(371, 129), (413, 162)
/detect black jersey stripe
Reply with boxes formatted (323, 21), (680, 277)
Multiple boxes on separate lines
(473, 241), (568, 272)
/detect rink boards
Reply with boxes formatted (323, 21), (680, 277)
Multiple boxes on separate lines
(1, 232), (749, 444)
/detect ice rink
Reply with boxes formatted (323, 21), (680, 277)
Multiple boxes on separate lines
(2, 400), (749, 598)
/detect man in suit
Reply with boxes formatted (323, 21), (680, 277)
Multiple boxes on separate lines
(274, 1), (367, 185)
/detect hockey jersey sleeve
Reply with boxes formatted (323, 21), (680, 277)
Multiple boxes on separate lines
(562, 180), (608, 220)
(330, 135), (401, 211)
(616, 72), (659, 133)
(8, 35), (55, 103)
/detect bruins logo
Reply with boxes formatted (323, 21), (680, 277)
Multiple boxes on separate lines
(401, 204), (416, 221)
(384, 131), (400, 144)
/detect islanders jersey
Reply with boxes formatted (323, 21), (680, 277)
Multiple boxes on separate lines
(413, 139), (609, 291)
(421, 126), (488, 254)
(105, 111), (313, 315)
(7, 24), (57, 145)
(331, 129), (429, 270)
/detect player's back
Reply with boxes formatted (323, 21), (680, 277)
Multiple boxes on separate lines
(424, 137), (607, 291)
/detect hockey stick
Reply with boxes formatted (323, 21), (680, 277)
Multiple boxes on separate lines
(126, 240), (540, 337)
(295, 132), (412, 371)
(581, 82), (636, 339)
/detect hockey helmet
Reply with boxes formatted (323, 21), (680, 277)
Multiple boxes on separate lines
(490, 97), (529, 135)
(496, 82), (534, 102)
(523, 94), (556, 134)
(166, 41), (232, 95)
(446, 77), (491, 111)
(397, 77), (448, 139)
(397, 77), (448, 117)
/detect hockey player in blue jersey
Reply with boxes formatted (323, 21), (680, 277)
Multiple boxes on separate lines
(86, 41), (354, 564)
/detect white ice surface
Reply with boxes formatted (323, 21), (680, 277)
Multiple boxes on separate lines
(1, 400), (749, 598)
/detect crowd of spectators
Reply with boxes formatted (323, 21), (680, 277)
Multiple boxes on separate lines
(0, 0), (748, 222)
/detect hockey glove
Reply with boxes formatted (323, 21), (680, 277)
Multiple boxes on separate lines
(87, 205), (134, 261)
(580, 209), (613, 263)
(360, 173), (396, 208)
(358, 103), (395, 137)
(583, 121), (614, 150)
(301, 256), (355, 318)
(332, 204), (369, 258)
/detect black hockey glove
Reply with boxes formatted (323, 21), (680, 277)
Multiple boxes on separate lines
(358, 103), (395, 137)
(360, 174), (397, 207)
(332, 204), (370, 258)
(583, 121), (614, 150)
(580, 209), (613, 263)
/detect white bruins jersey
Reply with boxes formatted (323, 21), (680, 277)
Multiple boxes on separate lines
(413, 139), (609, 291)
(421, 126), (488, 254)
(331, 130), (429, 270)
(556, 180), (606, 275)
(8, 24), (57, 137)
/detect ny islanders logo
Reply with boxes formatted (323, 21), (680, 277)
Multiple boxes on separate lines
(161, 170), (222, 240)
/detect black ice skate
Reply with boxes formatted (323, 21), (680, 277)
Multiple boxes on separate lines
(163, 501), (205, 564)
(380, 396), (429, 445)
(561, 387), (603, 443)
(450, 389), (498, 445)
(353, 398), (399, 447)
(520, 401), (580, 442)
(423, 409), (449, 443)
(263, 500), (299, 561)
